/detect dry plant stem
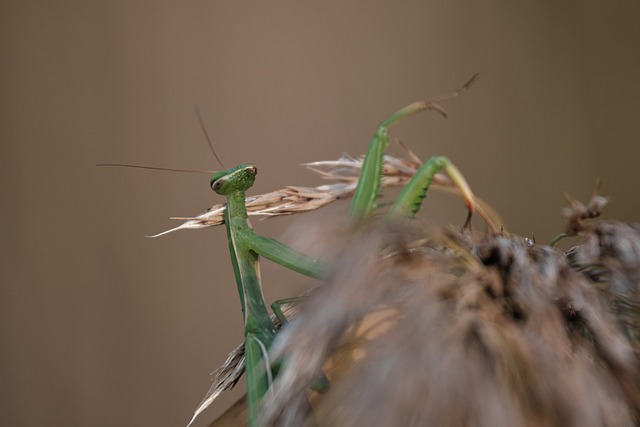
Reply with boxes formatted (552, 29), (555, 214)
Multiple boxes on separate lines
(151, 152), (501, 238)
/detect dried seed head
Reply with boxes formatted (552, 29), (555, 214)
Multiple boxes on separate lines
(150, 151), (501, 237)
(562, 189), (610, 236)
(261, 219), (640, 427)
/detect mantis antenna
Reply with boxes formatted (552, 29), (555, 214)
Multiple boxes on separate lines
(194, 105), (227, 170)
(98, 107), (227, 174)
(96, 163), (214, 173)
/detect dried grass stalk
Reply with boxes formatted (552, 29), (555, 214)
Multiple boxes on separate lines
(151, 150), (501, 238)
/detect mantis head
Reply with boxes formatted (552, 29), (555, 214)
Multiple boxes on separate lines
(210, 163), (258, 195)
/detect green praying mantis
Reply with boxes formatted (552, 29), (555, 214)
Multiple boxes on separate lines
(189, 75), (490, 426)
(102, 74), (493, 426)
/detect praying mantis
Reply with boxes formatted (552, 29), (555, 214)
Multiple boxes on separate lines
(101, 75), (490, 426)
(187, 74), (487, 426)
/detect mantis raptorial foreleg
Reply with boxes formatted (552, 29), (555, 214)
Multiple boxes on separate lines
(388, 155), (475, 225)
(349, 74), (479, 223)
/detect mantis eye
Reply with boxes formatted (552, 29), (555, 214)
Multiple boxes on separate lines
(211, 179), (225, 192)
(247, 166), (257, 175)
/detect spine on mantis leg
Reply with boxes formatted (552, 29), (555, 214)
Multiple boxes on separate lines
(387, 156), (449, 219)
(387, 156), (475, 222)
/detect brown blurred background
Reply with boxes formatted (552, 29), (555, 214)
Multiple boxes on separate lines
(1, 1), (639, 426)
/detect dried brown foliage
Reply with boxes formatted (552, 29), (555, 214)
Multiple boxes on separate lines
(260, 195), (640, 427)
